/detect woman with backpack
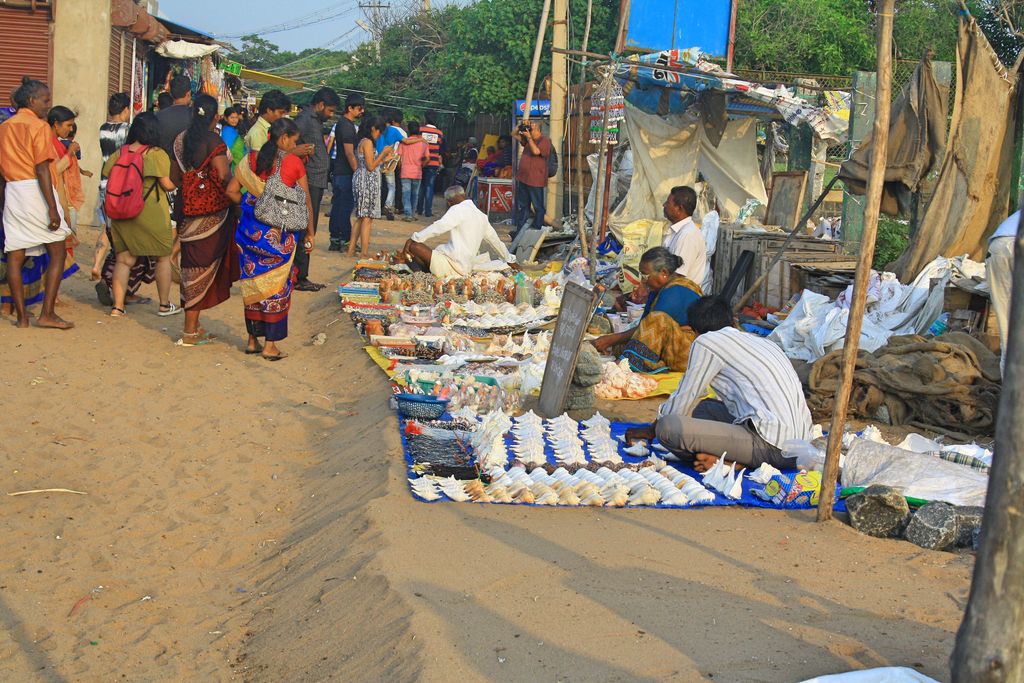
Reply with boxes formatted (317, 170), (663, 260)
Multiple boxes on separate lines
(225, 117), (312, 361)
(100, 112), (177, 318)
(171, 94), (238, 347)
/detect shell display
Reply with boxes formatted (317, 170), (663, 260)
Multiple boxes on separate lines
(438, 476), (472, 502)
(409, 477), (441, 501)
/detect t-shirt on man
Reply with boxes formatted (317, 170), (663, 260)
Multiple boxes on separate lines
(244, 116), (272, 154)
(332, 117), (358, 176)
(420, 124), (444, 168)
(156, 104), (191, 157)
(516, 136), (552, 189)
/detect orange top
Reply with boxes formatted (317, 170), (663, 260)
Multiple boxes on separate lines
(0, 108), (57, 185)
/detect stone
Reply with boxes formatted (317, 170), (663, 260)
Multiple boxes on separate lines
(845, 485), (911, 538)
(954, 506), (985, 548)
(588, 313), (612, 335)
(574, 343), (603, 387)
(904, 502), (959, 551)
(566, 384), (595, 411)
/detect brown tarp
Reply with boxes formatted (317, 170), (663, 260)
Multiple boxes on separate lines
(838, 55), (948, 217)
(893, 17), (1022, 282)
(807, 332), (1001, 435)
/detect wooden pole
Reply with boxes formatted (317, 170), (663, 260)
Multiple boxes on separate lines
(590, 71), (613, 283)
(951, 211), (1024, 681)
(522, 0), (553, 124)
(573, 0), (594, 258)
(546, 0), (568, 224)
(816, 0), (895, 522)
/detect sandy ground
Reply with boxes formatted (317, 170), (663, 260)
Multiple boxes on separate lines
(0, 197), (974, 682)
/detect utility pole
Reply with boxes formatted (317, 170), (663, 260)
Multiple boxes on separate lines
(422, 0), (430, 10)
(546, 0), (567, 224)
(359, 2), (390, 58)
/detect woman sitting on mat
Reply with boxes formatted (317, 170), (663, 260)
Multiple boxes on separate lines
(593, 247), (702, 373)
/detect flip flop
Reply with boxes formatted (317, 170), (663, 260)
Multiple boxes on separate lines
(109, 307), (127, 318)
(176, 330), (214, 346)
(244, 344), (264, 355)
(126, 296), (153, 306)
(95, 282), (113, 307)
(261, 352), (288, 361)
(157, 303), (183, 317)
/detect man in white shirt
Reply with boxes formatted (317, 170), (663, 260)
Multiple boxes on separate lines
(986, 209), (1020, 375)
(661, 186), (707, 288)
(700, 208), (720, 294)
(625, 296), (812, 471)
(402, 185), (517, 278)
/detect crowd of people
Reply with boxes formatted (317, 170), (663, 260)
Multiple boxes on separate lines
(0, 74), (531, 359)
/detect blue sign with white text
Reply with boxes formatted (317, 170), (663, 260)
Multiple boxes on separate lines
(626, 0), (734, 57)
(514, 99), (552, 117)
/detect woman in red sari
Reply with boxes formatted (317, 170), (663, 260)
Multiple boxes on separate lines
(171, 94), (239, 346)
(225, 118), (313, 361)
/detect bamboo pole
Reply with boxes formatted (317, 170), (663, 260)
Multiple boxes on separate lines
(951, 214), (1024, 681)
(522, 0), (553, 124)
(546, 0), (568, 224)
(590, 71), (613, 284)
(816, 0), (895, 522)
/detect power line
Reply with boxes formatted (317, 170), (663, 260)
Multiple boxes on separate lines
(267, 26), (363, 73)
(219, 3), (361, 40)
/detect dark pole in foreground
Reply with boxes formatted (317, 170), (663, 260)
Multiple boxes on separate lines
(951, 209), (1024, 682)
(816, 0), (895, 521)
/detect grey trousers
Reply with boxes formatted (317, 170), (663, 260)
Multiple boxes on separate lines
(655, 399), (793, 469)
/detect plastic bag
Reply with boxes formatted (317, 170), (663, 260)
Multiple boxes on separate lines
(782, 439), (828, 472)
(842, 440), (988, 506)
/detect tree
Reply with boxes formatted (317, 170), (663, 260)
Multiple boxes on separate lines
(227, 35), (296, 71)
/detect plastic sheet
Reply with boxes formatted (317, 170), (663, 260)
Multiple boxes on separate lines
(841, 440), (988, 507)
(799, 667), (940, 683)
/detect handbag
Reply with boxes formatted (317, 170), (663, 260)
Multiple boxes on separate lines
(177, 144), (231, 217)
(254, 155), (308, 233)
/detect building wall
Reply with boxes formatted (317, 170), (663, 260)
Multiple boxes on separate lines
(51, 0), (112, 226)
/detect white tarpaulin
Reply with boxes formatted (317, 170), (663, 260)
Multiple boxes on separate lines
(155, 40), (220, 59)
(768, 255), (985, 362)
(608, 106), (767, 237)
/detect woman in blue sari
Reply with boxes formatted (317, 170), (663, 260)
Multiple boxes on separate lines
(219, 107), (246, 171)
(225, 118), (313, 361)
(593, 247), (702, 373)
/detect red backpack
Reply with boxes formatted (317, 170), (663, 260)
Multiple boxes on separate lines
(104, 146), (157, 220)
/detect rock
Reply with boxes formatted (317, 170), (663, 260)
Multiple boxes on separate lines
(566, 384), (595, 410)
(904, 502), (959, 551)
(574, 343), (603, 387)
(954, 506), (985, 548)
(845, 485), (910, 538)
(588, 313), (612, 335)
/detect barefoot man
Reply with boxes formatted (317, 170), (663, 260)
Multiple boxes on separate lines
(625, 296), (810, 471)
(401, 185), (517, 278)
(0, 77), (74, 329)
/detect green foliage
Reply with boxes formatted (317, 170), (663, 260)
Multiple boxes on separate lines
(873, 216), (909, 270)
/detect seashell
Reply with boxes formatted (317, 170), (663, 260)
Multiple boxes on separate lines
(644, 455), (668, 470)
(748, 463), (782, 484)
(605, 489), (629, 507)
(628, 486), (661, 506)
(535, 489), (560, 505)
(681, 482), (708, 498)
(726, 468), (746, 500)
(689, 488), (716, 504)
(595, 466), (617, 480)
(491, 487), (515, 503)
(580, 492), (604, 507)
(623, 443), (650, 457)
(661, 490), (690, 506)
(558, 487), (581, 506)
(464, 479), (487, 501)
(514, 488), (536, 504)
(507, 480), (530, 497)
(409, 478), (441, 501)
(701, 454), (729, 490)
(439, 477), (471, 502)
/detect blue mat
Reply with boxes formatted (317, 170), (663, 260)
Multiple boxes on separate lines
(400, 414), (844, 511)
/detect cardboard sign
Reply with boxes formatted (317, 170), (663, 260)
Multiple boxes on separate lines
(537, 281), (600, 417)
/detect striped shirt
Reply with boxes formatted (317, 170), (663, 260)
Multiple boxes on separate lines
(658, 327), (812, 449)
(420, 124), (444, 168)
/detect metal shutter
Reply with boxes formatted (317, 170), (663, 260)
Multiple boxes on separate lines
(0, 5), (52, 107)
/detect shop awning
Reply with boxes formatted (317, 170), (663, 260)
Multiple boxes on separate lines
(237, 68), (303, 90)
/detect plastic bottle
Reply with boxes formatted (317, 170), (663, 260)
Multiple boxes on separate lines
(928, 312), (950, 337)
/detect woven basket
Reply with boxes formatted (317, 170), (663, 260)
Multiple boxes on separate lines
(395, 394), (449, 420)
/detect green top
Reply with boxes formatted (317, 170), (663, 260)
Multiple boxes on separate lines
(102, 147), (173, 257)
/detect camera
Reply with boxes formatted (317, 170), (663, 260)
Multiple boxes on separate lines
(517, 123), (531, 135)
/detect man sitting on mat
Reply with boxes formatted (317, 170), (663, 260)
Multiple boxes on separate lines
(625, 296), (812, 471)
(402, 185), (517, 278)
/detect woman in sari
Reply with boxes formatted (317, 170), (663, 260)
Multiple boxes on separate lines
(226, 117), (313, 361)
(593, 247), (702, 373)
(219, 106), (246, 171)
(172, 94), (238, 346)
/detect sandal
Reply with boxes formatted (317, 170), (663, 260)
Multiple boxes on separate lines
(95, 282), (113, 307)
(110, 307), (127, 318)
(176, 330), (214, 347)
(245, 344), (264, 355)
(262, 352), (288, 361)
(157, 303), (183, 317)
(126, 295), (153, 306)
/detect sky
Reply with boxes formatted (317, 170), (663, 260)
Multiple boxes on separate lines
(158, 0), (460, 54)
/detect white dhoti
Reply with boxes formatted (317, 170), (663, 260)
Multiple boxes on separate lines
(2, 179), (70, 256)
(428, 251), (462, 279)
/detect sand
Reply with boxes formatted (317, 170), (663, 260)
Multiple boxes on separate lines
(0, 205), (973, 682)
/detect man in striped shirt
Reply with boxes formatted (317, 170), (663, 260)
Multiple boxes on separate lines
(626, 296), (812, 470)
(417, 112), (445, 218)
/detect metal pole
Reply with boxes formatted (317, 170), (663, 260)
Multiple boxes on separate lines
(816, 0), (895, 522)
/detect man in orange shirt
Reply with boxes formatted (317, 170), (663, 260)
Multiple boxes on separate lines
(0, 77), (74, 329)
